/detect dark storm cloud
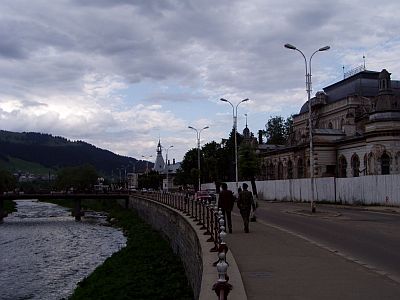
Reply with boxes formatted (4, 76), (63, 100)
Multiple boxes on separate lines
(1, 0), (400, 159)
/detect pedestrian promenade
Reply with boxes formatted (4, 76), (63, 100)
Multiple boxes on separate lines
(225, 206), (400, 300)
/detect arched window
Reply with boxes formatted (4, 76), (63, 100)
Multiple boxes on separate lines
(278, 161), (283, 180)
(381, 152), (390, 175)
(351, 154), (360, 177)
(338, 155), (347, 178)
(396, 152), (400, 172)
(287, 160), (293, 179)
(328, 122), (333, 129)
(267, 162), (275, 180)
(260, 164), (267, 179)
(297, 158), (304, 178)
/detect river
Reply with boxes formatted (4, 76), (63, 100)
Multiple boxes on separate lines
(0, 200), (127, 300)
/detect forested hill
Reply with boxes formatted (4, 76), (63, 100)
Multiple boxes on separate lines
(0, 130), (148, 175)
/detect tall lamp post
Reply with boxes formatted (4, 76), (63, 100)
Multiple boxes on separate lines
(220, 98), (249, 194)
(188, 125), (209, 191)
(284, 43), (330, 213)
(164, 145), (173, 191)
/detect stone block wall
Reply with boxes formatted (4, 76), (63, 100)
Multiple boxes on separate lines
(122, 196), (203, 299)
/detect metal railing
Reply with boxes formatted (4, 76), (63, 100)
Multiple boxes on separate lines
(134, 191), (232, 299)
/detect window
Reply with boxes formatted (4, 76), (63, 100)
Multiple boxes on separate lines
(351, 154), (360, 177)
(381, 152), (390, 175)
(297, 158), (304, 178)
(267, 162), (275, 180)
(278, 161), (283, 180)
(287, 160), (293, 179)
(338, 155), (347, 178)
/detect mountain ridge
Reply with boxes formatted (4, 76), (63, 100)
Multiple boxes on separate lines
(0, 130), (150, 176)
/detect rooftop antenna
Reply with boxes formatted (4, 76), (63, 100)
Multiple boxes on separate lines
(342, 65), (345, 79)
(363, 55), (366, 70)
(244, 113), (248, 127)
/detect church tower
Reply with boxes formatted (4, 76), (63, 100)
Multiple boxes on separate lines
(153, 139), (165, 172)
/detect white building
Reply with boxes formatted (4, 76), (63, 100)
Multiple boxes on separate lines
(259, 68), (400, 179)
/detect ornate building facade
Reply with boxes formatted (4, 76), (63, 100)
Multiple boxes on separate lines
(259, 68), (400, 180)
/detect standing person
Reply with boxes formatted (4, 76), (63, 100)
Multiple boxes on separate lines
(218, 182), (235, 233)
(237, 183), (255, 233)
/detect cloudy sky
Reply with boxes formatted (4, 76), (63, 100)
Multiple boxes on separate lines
(1, 0), (400, 163)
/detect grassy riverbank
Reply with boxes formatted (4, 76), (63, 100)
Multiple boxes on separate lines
(46, 199), (194, 300)
(3, 200), (16, 213)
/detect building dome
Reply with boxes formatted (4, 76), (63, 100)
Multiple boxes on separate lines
(299, 101), (309, 114)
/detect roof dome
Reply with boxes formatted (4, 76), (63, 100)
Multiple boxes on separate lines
(299, 101), (309, 114)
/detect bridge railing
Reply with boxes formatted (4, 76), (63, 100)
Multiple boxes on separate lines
(134, 191), (232, 299)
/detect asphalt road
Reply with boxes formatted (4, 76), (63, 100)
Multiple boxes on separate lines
(254, 201), (400, 282)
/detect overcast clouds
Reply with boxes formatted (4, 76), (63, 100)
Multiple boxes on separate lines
(1, 0), (400, 164)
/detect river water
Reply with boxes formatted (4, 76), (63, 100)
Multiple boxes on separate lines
(0, 200), (127, 300)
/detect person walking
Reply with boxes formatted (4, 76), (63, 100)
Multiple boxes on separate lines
(237, 183), (255, 233)
(218, 182), (235, 233)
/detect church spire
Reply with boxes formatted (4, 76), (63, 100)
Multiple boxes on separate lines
(154, 139), (165, 172)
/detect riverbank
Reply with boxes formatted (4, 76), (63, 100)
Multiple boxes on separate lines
(4, 199), (16, 213)
(44, 199), (194, 300)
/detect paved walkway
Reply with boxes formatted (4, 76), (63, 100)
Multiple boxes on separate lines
(225, 206), (400, 300)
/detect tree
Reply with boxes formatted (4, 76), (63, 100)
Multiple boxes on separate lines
(238, 143), (260, 197)
(174, 148), (198, 188)
(55, 164), (98, 192)
(138, 170), (163, 190)
(264, 115), (293, 145)
(238, 143), (259, 180)
(0, 169), (16, 193)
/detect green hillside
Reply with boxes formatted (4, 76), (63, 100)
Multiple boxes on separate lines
(0, 130), (151, 176)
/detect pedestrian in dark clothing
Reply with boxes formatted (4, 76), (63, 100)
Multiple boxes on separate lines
(218, 182), (235, 233)
(237, 183), (255, 233)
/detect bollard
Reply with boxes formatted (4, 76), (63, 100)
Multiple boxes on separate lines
(200, 199), (207, 230)
(212, 250), (232, 299)
(204, 199), (212, 235)
(207, 202), (215, 242)
(196, 199), (203, 226)
(190, 196), (195, 218)
(194, 198), (199, 221)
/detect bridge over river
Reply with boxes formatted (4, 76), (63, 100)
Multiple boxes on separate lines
(0, 192), (130, 223)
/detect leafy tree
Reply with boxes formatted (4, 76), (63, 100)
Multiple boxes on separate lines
(0, 169), (16, 193)
(238, 143), (260, 180)
(202, 141), (222, 183)
(138, 171), (163, 190)
(239, 142), (260, 197)
(264, 115), (293, 145)
(55, 164), (98, 192)
(174, 148), (199, 189)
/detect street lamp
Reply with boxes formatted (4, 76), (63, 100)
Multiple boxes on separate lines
(164, 145), (173, 191)
(284, 43), (330, 213)
(188, 125), (209, 191)
(220, 97), (249, 194)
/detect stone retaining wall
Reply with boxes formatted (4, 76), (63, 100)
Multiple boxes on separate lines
(122, 196), (204, 299)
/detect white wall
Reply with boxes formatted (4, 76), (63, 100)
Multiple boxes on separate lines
(202, 174), (400, 206)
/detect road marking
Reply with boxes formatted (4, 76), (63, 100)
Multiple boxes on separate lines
(234, 211), (400, 285)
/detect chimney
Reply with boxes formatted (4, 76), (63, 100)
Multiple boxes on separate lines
(173, 158), (175, 164)
(168, 160), (170, 165)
